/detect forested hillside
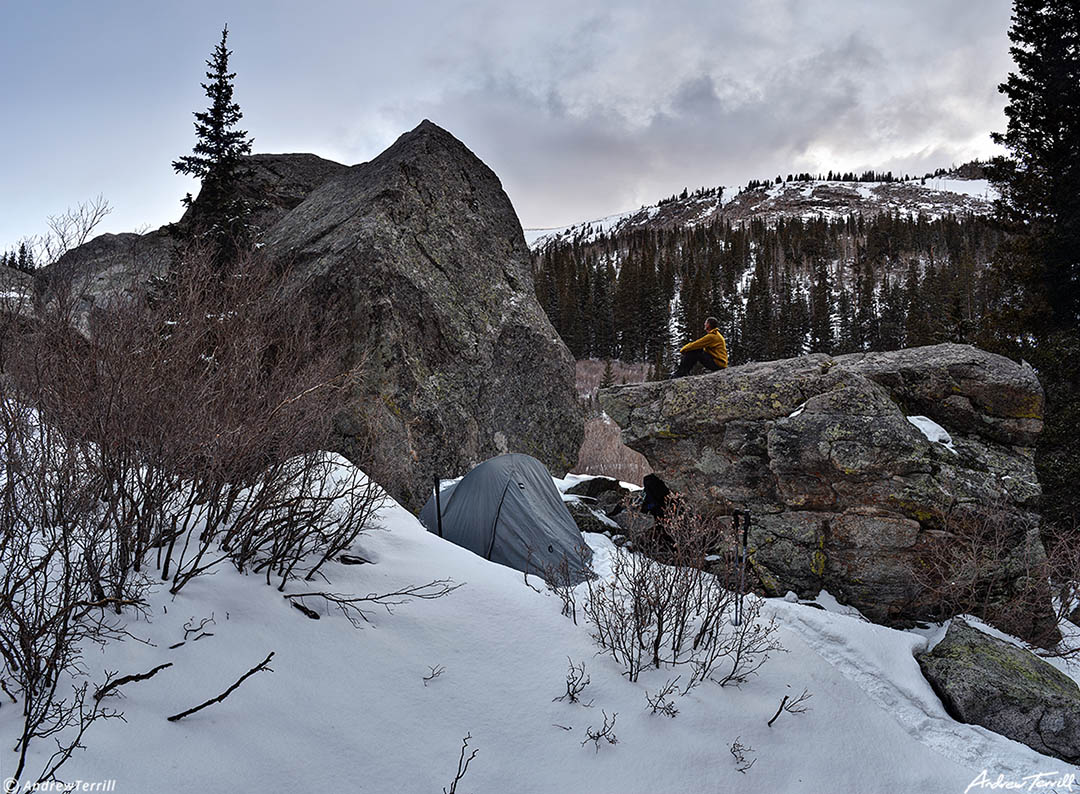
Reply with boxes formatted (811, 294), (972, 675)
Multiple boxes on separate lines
(533, 207), (1006, 374)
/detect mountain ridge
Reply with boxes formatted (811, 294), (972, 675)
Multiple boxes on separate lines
(526, 175), (995, 250)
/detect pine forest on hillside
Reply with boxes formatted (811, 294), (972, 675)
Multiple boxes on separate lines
(533, 210), (1007, 374)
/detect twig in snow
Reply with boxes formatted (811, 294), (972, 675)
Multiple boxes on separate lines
(282, 579), (462, 628)
(424, 665), (446, 686)
(768, 688), (813, 727)
(645, 677), (681, 718)
(183, 614), (216, 641)
(166, 652), (274, 722)
(443, 733), (478, 794)
(553, 658), (592, 706)
(94, 663), (173, 702)
(292, 601), (321, 620)
(730, 737), (756, 773)
(582, 711), (618, 752)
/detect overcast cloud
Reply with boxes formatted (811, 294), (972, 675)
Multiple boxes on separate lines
(1, 0), (1013, 250)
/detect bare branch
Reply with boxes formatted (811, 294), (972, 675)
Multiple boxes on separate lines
(553, 658), (592, 706)
(166, 651), (274, 722)
(581, 711), (618, 752)
(282, 580), (463, 628)
(94, 663), (173, 702)
(443, 733), (478, 794)
(729, 736), (756, 773)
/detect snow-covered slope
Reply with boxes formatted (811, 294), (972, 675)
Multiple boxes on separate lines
(1, 471), (1069, 792)
(526, 178), (996, 250)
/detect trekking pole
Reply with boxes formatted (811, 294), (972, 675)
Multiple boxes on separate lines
(733, 510), (750, 626)
(434, 475), (443, 538)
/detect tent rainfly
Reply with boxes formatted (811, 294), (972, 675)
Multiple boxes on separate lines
(420, 454), (593, 583)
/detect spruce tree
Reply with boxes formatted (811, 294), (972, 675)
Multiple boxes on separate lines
(600, 358), (615, 389)
(16, 243), (33, 274)
(989, 0), (1080, 526)
(990, 0), (1080, 328)
(173, 25), (254, 266)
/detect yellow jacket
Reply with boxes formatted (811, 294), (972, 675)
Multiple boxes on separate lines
(681, 328), (728, 368)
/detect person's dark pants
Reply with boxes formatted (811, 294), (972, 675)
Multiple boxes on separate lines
(674, 349), (721, 377)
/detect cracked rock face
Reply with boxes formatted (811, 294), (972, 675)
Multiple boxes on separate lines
(918, 619), (1080, 763)
(599, 344), (1048, 636)
(261, 120), (582, 510)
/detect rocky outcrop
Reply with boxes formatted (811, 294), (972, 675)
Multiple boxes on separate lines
(564, 477), (632, 536)
(180, 153), (349, 232)
(918, 619), (1080, 763)
(599, 344), (1047, 634)
(566, 477), (631, 513)
(38, 122), (582, 512)
(261, 121), (581, 510)
(43, 154), (349, 317)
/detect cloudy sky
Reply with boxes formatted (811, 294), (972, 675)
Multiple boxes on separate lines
(2, 0), (1015, 252)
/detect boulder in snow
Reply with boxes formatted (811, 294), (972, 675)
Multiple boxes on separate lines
(918, 619), (1080, 764)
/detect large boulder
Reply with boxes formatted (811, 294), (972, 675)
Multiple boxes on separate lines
(35, 123), (582, 512)
(599, 344), (1049, 636)
(262, 120), (582, 509)
(918, 618), (1080, 763)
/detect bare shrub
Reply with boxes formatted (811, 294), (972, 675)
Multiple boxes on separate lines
(911, 504), (1059, 647)
(4, 241), (386, 598)
(582, 494), (782, 688)
(0, 392), (144, 787)
(581, 710), (618, 752)
(0, 237), (416, 786)
(32, 195), (112, 268)
(645, 677), (680, 717)
(553, 658), (592, 706)
(543, 545), (594, 624)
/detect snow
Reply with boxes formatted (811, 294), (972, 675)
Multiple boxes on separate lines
(924, 178), (996, 200)
(907, 415), (959, 455)
(3, 465), (1074, 792)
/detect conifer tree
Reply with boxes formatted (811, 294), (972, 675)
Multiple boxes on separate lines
(173, 25), (254, 266)
(16, 243), (33, 274)
(989, 0), (1080, 525)
(600, 358), (615, 389)
(809, 258), (833, 353)
(990, 0), (1080, 329)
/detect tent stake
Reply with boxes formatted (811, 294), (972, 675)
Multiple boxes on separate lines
(434, 475), (444, 537)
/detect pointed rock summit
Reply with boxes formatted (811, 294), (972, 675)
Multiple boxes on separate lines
(261, 120), (582, 508)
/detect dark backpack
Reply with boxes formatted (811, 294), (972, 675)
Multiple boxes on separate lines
(641, 474), (670, 518)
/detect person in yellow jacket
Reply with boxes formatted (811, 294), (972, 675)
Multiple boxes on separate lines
(674, 316), (728, 377)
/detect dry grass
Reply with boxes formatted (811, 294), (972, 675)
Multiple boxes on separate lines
(572, 359), (652, 486)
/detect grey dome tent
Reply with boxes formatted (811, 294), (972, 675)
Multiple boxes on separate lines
(420, 453), (593, 583)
